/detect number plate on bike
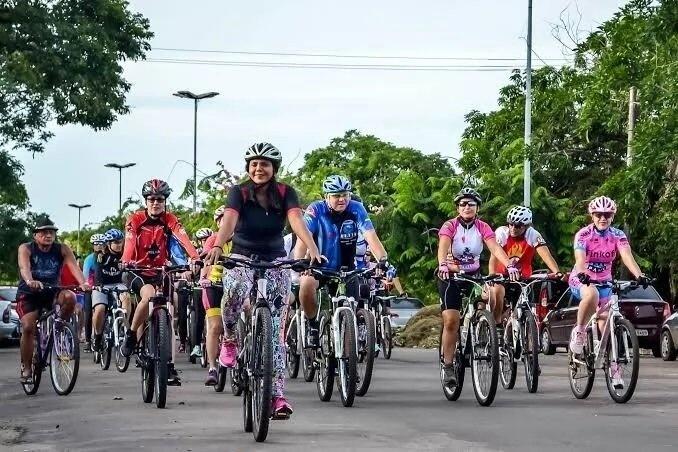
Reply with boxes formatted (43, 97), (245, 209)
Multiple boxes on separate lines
(635, 329), (648, 336)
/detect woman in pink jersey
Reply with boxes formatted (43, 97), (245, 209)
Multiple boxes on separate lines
(568, 196), (648, 362)
(437, 188), (519, 387)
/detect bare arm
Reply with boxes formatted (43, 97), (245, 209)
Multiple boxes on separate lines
(206, 210), (239, 264)
(288, 209), (321, 262)
(18, 244), (33, 283)
(363, 230), (387, 261)
(573, 249), (587, 274)
(536, 246), (560, 274)
(485, 237), (512, 267)
(438, 236), (451, 267)
(488, 254), (498, 274)
(293, 235), (308, 259)
(618, 247), (643, 279)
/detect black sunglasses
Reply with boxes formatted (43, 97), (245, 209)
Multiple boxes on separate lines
(592, 212), (614, 219)
(458, 201), (478, 207)
(146, 197), (166, 203)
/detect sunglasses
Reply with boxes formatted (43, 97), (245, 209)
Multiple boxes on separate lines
(509, 223), (526, 228)
(457, 201), (478, 207)
(592, 212), (614, 219)
(146, 197), (166, 204)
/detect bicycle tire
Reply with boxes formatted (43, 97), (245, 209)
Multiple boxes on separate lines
(114, 314), (130, 373)
(356, 308), (376, 397)
(251, 307), (273, 442)
(605, 317), (639, 403)
(22, 331), (44, 395)
(154, 309), (170, 408)
(231, 317), (246, 396)
(470, 310), (499, 406)
(382, 318), (393, 360)
(50, 320), (80, 396)
(214, 364), (227, 392)
(100, 315), (113, 370)
(523, 310), (540, 393)
(316, 312), (335, 402)
(337, 310), (358, 407)
(499, 321), (517, 390)
(286, 314), (300, 379)
(568, 347), (595, 400)
(141, 327), (155, 403)
(187, 309), (197, 364)
(440, 325), (465, 401)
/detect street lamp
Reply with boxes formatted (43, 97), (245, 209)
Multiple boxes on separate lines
(104, 162), (136, 214)
(173, 90), (219, 212)
(68, 203), (91, 257)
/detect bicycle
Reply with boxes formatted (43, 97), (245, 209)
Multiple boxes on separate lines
(567, 279), (646, 403)
(440, 273), (504, 406)
(125, 264), (192, 409)
(367, 277), (395, 360)
(21, 286), (83, 396)
(92, 286), (129, 371)
(222, 255), (309, 442)
(285, 282), (316, 382)
(310, 265), (376, 406)
(498, 274), (560, 393)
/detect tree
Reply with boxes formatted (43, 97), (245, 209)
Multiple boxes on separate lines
(0, 0), (153, 154)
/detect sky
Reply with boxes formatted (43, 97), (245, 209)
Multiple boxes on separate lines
(17, 0), (628, 231)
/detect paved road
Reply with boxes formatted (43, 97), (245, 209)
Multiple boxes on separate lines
(1, 343), (677, 452)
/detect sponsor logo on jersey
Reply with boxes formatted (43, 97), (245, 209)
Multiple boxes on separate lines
(339, 220), (358, 244)
(587, 262), (607, 273)
(587, 250), (616, 259)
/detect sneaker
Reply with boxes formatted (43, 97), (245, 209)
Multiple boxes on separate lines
(271, 396), (293, 420)
(305, 322), (319, 349)
(442, 363), (457, 387)
(121, 331), (137, 358)
(191, 345), (202, 358)
(93, 334), (103, 352)
(178, 342), (186, 354)
(219, 341), (237, 368)
(204, 368), (218, 386)
(168, 363), (181, 386)
(609, 362), (624, 389)
(569, 327), (587, 355)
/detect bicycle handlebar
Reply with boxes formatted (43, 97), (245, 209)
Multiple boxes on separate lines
(220, 256), (313, 274)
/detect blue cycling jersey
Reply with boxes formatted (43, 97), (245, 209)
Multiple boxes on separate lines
(82, 253), (98, 283)
(304, 200), (374, 271)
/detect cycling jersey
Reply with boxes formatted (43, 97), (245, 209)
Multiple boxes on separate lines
(95, 252), (123, 285)
(226, 182), (300, 261)
(304, 200), (374, 271)
(438, 217), (495, 273)
(82, 252), (98, 286)
(122, 210), (198, 268)
(569, 224), (629, 283)
(494, 226), (547, 278)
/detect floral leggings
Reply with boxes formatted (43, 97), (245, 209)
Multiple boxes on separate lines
(222, 258), (290, 398)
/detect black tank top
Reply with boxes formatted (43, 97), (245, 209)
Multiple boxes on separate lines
(18, 242), (64, 293)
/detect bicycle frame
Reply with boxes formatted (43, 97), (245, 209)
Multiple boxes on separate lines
(368, 281), (394, 347)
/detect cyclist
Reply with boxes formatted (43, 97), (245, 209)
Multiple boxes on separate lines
(437, 188), (519, 387)
(205, 142), (322, 419)
(82, 234), (105, 352)
(294, 175), (389, 348)
(195, 227), (213, 256)
(488, 205), (561, 325)
(200, 206), (232, 385)
(16, 217), (90, 383)
(120, 179), (200, 386)
(568, 196), (648, 387)
(91, 228), (130, 352)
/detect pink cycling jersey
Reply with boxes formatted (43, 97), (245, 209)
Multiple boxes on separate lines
(438, 217), (495, 273)
(569, 224), (629, 285)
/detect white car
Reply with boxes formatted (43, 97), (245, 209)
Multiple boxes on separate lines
(0, 286), (20, 342)
(390, 297), (424, 329)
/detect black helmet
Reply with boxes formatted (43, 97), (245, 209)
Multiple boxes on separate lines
(142, 179), (172, 198)
(33, 216), (58, 233)
(454, 187), (482, 206)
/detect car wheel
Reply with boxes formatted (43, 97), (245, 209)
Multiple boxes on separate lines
(661, 329), (677, 361)
(541, 328), (556, 355)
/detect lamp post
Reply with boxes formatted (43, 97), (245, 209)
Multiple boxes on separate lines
(173, 90), (219, 212)
(68, 203), (91, 257)
(104, 162), (136, 214)
(523, 0), (533, 207)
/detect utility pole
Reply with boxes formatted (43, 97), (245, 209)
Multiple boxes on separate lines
(523, 0), (533, 207)
(627, 86), (638, 166)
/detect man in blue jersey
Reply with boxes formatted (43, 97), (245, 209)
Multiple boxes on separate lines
(294, 175), (389, 347)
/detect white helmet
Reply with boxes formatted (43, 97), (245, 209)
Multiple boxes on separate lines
(213, 205), (226, 222)
(244, 142), (282, 170)
(195, 228), (213, 240)
(90, 233), (106, 245)
(506, 206), (532, 225)
(588, 196), (617, 214)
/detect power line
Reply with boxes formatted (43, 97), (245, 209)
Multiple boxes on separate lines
(145, 57), (545, 72)
(152, 46), (568, 62)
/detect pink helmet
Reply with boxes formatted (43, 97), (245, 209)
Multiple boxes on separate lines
(588, 196), (617, 214)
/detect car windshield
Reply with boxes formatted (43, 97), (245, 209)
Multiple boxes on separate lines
(0, 288), (17, 302)
(621, 285), (662, 301)
(392, 298), (424, 309)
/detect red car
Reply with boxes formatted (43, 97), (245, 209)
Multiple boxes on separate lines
(540, 282), (671, 356)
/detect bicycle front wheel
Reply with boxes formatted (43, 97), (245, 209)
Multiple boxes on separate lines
(337, 310), (358, 407)
(285, 314), (300, 379)
(114, 313), (130, 373)
(100, 315), (113, 370)
(251, 307), (273, 442)
(154, 309), (170, 408)
(522, 310), (540, 393)
(49, 320), (80, 396)
(470, 310), (499, 406)
(605, 317), (639, 403)
(316, 312), (335, 401)
(356, 308), (375, 397)
(382, 318), (393, 360)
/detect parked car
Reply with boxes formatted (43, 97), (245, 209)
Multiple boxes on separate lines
(390, 297), (424, 328)
(540, 282), (671, 356)
(0, 286), (20, 342)
(660, 312), (678, 361)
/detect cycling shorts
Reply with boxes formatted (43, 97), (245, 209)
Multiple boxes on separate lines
(92, 283), (128, 308)
(570, 284), (612, 306)
(438, 276), (479, 311)
(16, 288), (61, 319)
(123, 272), (170, 298)
(202, 285), (223, 318)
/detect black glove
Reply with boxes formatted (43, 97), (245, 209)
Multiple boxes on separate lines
(576, 272), (591, 285)
(636, 274), (650, 289)
(378, 257), (389, 271)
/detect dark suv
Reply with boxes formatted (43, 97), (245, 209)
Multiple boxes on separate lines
(540, 283), (671, 356)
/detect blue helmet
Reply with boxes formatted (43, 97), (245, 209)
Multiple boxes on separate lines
(322, 175), (352, 194)
(104, 228), (124, 242)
